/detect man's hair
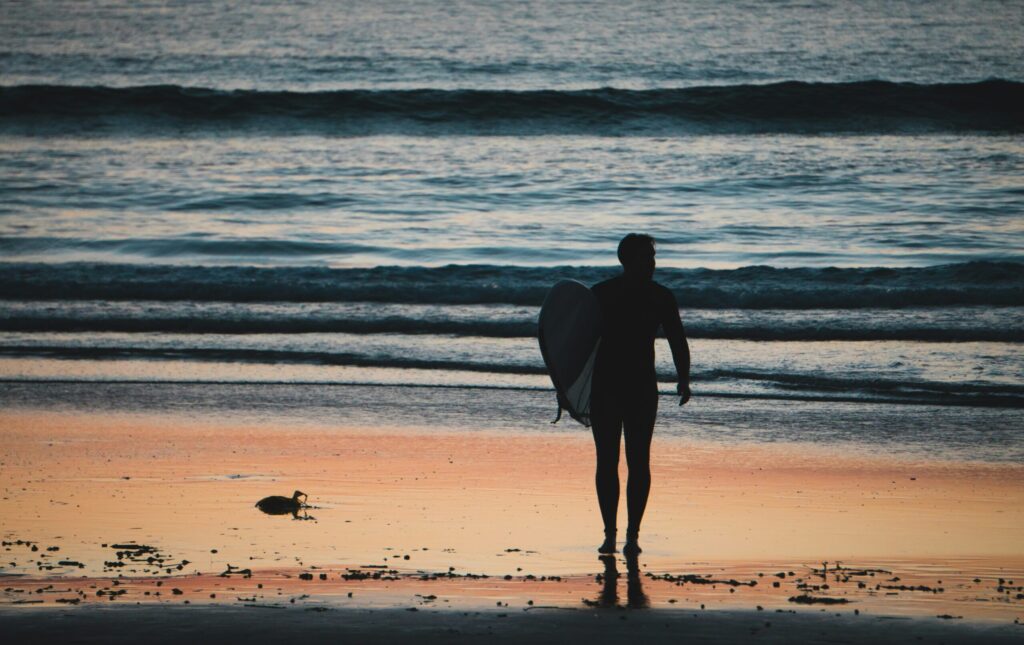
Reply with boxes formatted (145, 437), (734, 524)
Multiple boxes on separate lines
(617, 233), (656, 268)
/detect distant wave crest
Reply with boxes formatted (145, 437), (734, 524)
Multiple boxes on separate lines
(2, 81), (1021, 134)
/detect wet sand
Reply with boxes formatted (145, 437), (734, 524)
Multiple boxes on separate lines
(1, 408), (1023, 640)
(2, 604), (1023, 645)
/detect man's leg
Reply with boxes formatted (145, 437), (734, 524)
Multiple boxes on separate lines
(623, 390), (657, 555)
(591, 410), (622, 553)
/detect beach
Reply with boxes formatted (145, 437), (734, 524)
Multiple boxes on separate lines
(2, 384), (1022, 641)
(2, 0), (1023, 641)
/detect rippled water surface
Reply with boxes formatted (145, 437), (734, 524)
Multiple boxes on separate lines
(1, 0), (1022, 461)
(3, 0), (1022, 89)
(1, 134), (1021, 267)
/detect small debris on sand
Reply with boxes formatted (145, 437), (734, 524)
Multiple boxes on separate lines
(647, 573), (757, 587)
(220, 565), (252, 578)
(788, 595), (850, 605)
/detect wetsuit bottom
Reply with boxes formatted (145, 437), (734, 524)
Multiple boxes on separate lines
(590, 385), (658, 537)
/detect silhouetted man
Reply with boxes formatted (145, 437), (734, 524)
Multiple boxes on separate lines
(591, 233), (690, 555)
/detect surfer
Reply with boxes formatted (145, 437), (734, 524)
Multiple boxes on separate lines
(590, 233), (690, 555)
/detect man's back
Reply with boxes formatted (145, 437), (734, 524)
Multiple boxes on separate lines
(592, 275), (677, 391)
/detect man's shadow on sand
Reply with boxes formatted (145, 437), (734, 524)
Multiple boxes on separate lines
(590, 553), (649, 609)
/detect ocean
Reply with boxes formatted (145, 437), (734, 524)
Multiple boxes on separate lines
(1, 0), (1022, 461)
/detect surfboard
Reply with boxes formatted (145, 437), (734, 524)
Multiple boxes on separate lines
(538, 280), (601, 427)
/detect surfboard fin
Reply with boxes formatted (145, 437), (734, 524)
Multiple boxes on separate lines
(551, 403), (563, 425)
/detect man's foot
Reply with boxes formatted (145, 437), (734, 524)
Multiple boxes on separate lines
(623, 531), (642, 556)
(598, 531), (617, 554)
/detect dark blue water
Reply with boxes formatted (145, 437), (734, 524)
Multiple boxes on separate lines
(3, 82), (1021, 135)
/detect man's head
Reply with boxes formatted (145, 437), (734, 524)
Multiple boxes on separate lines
(617, 233), (656, 279)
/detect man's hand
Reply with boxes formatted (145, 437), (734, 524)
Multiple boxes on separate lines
(677, 382), (691, 406)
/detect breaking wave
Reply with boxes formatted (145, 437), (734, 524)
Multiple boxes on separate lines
(2, 261), (1021, 308)
(2, 80), (1021, 134)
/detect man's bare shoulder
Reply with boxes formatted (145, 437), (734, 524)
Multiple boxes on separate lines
(650, 281), (681, 314)
(650, 280), (675, 299)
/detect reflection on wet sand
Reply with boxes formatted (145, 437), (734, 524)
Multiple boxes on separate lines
(626, 555), (651, 609)
(591, 555), (650, 610)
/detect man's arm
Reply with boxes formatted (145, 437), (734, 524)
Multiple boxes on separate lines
(661, 288), (691, 405)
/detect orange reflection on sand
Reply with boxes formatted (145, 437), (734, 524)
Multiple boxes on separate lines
(1, 410), (1022, 590)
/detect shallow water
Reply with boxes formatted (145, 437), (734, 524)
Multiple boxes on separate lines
(2, 380), (1022, 463)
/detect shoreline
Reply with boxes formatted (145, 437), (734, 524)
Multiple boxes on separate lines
(3, 556), (1023, 620)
